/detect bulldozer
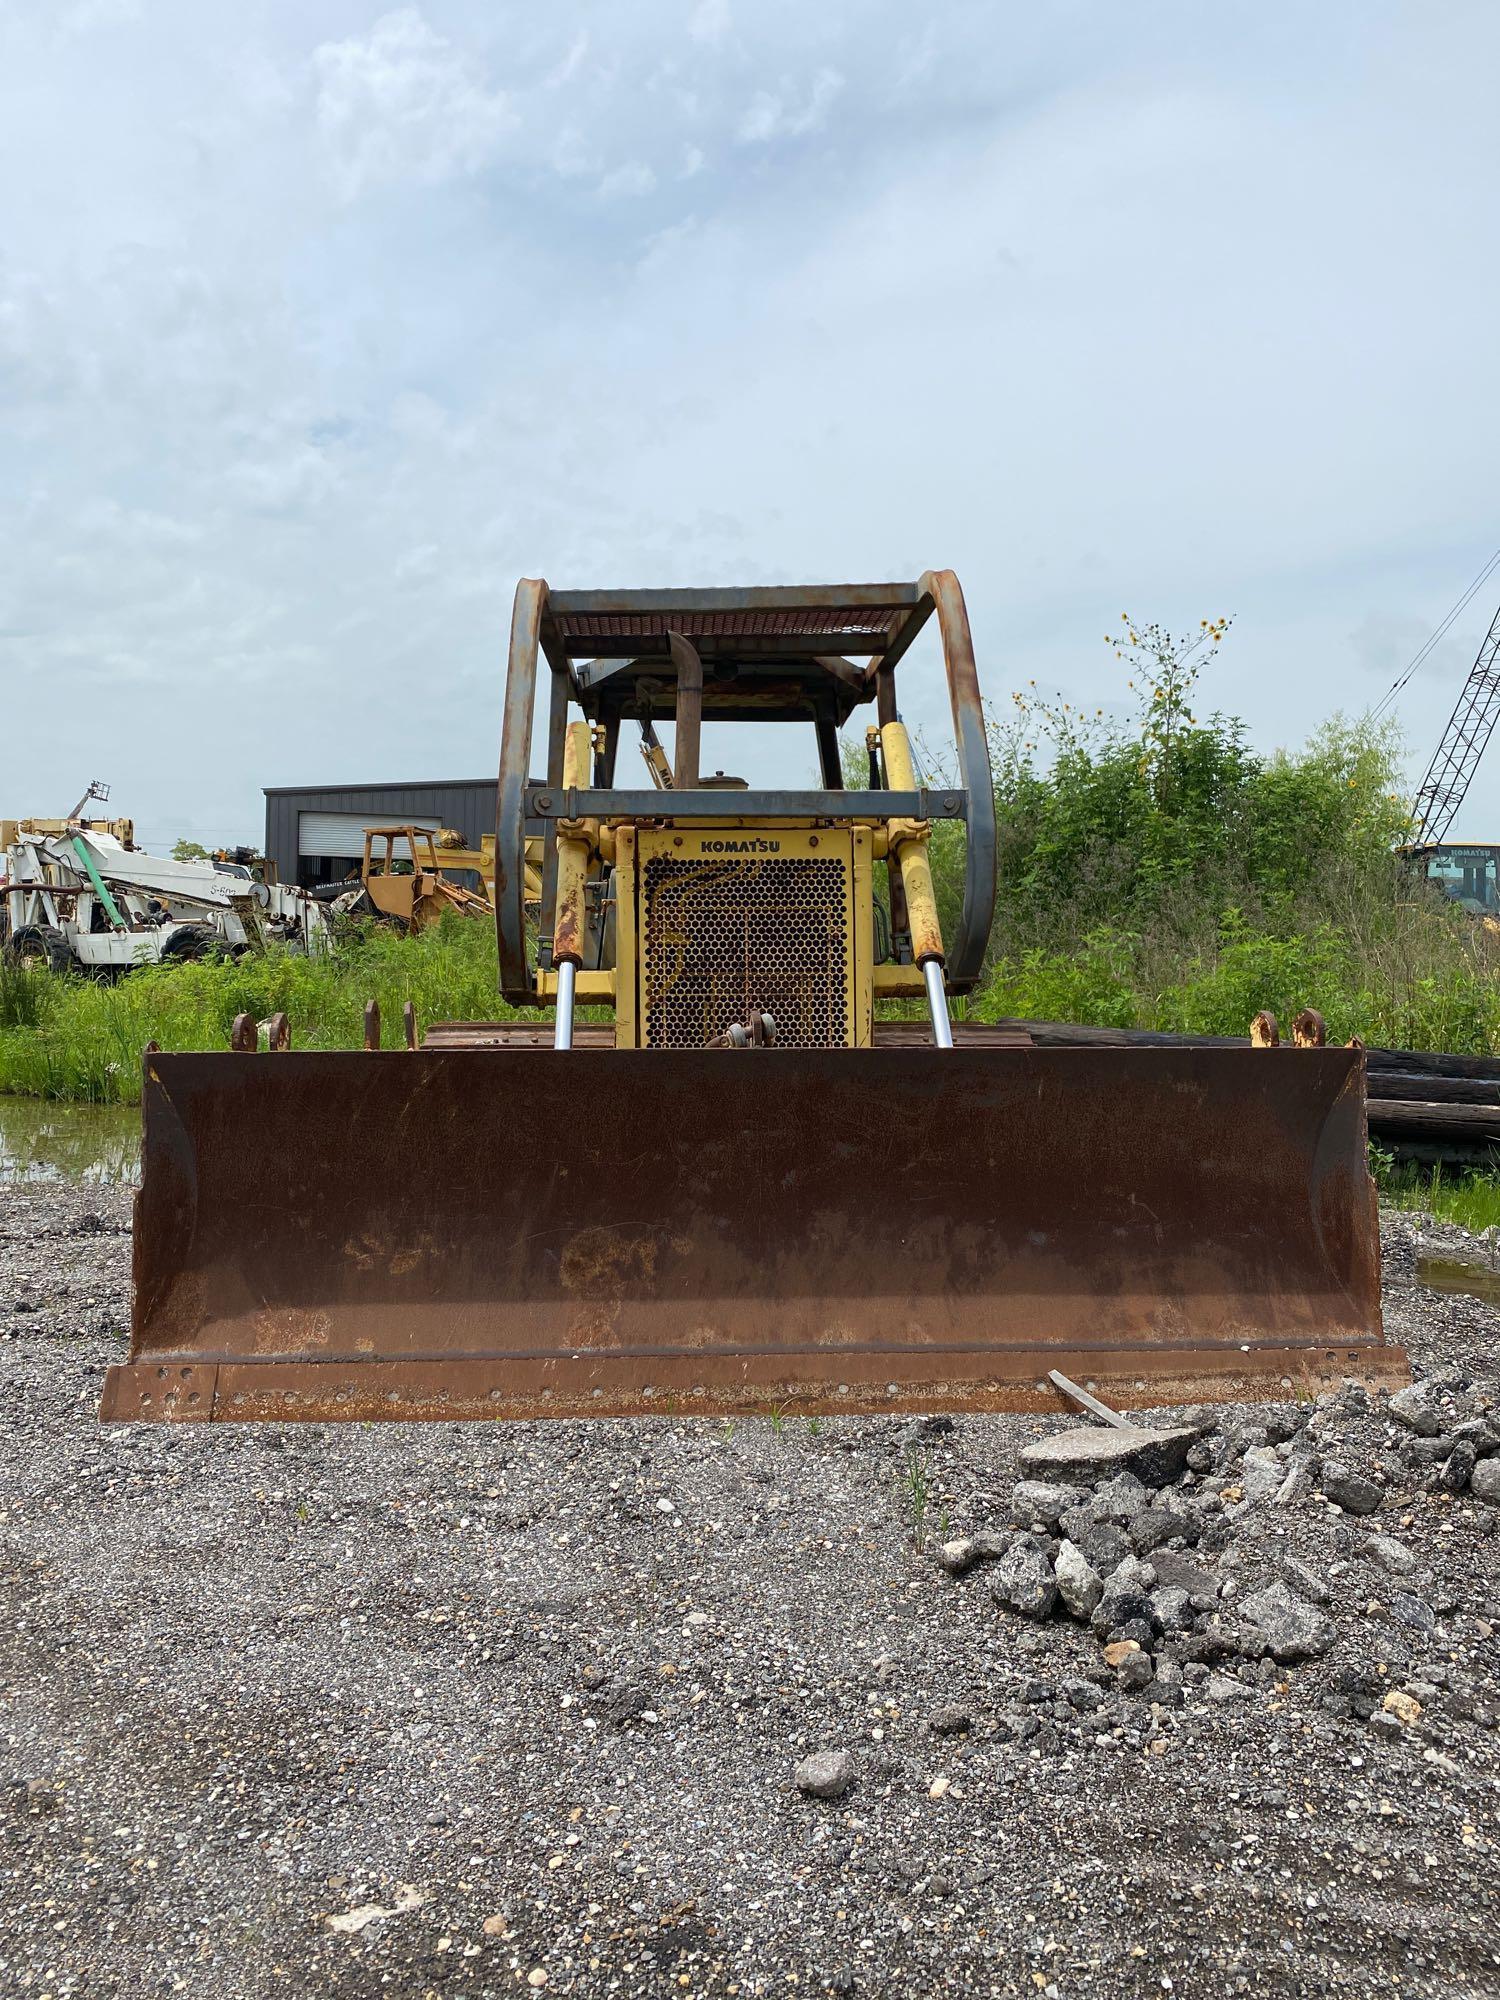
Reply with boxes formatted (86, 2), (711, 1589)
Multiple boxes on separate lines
(101, 572), (1405, 1425)
(351, 825), (494, 931)
(334, 825), (543, 929)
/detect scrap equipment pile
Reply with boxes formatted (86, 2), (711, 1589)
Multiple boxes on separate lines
(2, 819), (327, 971)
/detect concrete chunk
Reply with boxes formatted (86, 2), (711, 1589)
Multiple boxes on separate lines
(989, 1536), (1059, 1619)
(1238, 1581), (1337, 1662)
(1053, 1540), (1104, 1620)
(1010, 1479), (1078, 1528)
(1020, 1424), (1200, 1488)
(1387, 1384), (1443, 1437)
(1149, 1548), (1222, 1601)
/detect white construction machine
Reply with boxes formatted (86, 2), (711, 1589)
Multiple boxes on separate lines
(1, 821), (327, 972)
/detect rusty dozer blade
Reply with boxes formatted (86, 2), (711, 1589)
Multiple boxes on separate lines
(100, 1044), (1404, 1425)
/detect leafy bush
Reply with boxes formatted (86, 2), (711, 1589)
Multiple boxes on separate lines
(937, 614), (1500, 1050)
(930, 615), (1413, 955)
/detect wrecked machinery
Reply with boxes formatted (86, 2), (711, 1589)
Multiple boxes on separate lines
(2, 823), (328, 972)
(322, 826), (543, 930)
(102, 572), (1406, 1426)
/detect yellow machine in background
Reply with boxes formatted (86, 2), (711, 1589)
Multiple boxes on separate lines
(357, 826), (493, 932)
(429, 828), (543, 908)
(355, 826), (542, 932)
(1, 814), (136, 850)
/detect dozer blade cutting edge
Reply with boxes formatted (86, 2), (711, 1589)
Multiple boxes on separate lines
(100, 1042), (1403, 1424)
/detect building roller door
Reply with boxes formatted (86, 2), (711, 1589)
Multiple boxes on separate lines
(297, 812), (437, 859)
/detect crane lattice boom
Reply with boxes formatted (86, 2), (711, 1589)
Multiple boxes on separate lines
(1411, 599), (1500, 846)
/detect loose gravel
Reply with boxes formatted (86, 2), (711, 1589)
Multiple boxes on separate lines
(1, 1182), (1497, 1998)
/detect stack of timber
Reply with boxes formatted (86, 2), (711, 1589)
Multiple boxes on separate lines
(979, 1017), (1500, 1162)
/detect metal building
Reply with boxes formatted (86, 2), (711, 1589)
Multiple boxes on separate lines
(263, 779), (497, 888)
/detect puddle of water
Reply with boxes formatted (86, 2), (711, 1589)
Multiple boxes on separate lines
(0, 1097), (140, 1185)
(1416, 1254), (1500, 1305)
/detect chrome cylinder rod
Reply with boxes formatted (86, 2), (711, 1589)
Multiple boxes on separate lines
(922, 958), (954, 1049)
(554, 960), (577, 1049)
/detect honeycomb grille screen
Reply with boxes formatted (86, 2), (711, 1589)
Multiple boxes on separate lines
(641, 856), (850, 1048)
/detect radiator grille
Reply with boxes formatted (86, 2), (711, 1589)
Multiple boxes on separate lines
(641, 856), (850, 1048)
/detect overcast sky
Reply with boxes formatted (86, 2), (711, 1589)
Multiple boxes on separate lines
(3, 1), (1499, 852)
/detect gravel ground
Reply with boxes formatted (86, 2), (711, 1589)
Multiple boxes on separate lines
(1, 1181), (1497, 1999)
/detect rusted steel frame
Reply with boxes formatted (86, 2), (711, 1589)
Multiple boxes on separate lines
(547, 583), (920, 617)
(874, 665), (909, 941)
(814, 713), (845, 788)
(668, 632), (703, 788)
(102, 1339), (1409, 1425)
(863, 594), (937, 681)
(814, 654), (866, 693)
(557, 631), (899, 661)
(537, 663), (572, 966)
(529, 789), (962, 821)
(426, 1021), (1026, 1049)
(875, 666), (900, 728)
(106, 1045), (1400, 1427)
(497, 578), (546, 1002)
(920, 568), (995, 992)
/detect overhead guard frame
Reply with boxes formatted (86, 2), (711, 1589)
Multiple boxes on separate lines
(494, 574), (999, 1005)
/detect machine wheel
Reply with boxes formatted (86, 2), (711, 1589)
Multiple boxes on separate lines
(157, 925), (216, 963)
(5, 926), (73, 974)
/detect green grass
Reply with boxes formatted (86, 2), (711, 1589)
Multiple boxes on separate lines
(897, 1447), (930, 1550)
(0, 958), (48, 1030)
(1374, 1156), (1500, 1235)
(0, 916), (553, 1103)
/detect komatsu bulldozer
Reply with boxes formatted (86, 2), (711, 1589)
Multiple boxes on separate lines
(101, 572), (1405, 1425)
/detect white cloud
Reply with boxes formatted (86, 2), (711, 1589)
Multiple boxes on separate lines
(738, 67), (843, 144)
(598, 160), (658, 199)
(550, 125), (596, 179)
(688, 0), (731, 46)
(2, 3), (1500, 847)
(547, 31), (589, 88)
(58, 0), (141, 34)
(223, 442), (341, 515)
(312, 8), (512, 202)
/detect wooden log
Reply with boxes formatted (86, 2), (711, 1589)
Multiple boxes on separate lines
(1363, 1073), (1500, 1105)
(1368, 1100), (1500, 1140)
(984, 1016), (1500, 1084)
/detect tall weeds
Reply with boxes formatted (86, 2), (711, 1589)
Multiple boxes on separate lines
(937, 617), (1500, 1049)
(0, 916), (543, 1102)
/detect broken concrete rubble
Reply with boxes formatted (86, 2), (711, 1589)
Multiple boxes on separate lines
(988, 1535), (1058, 1619)
(1053, 1539), (1104, 1620)
(1018, 1422), (1201, 1487)
(1320, 1460), (1383, 1514)
(1236, 1581), (1338, 1662)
